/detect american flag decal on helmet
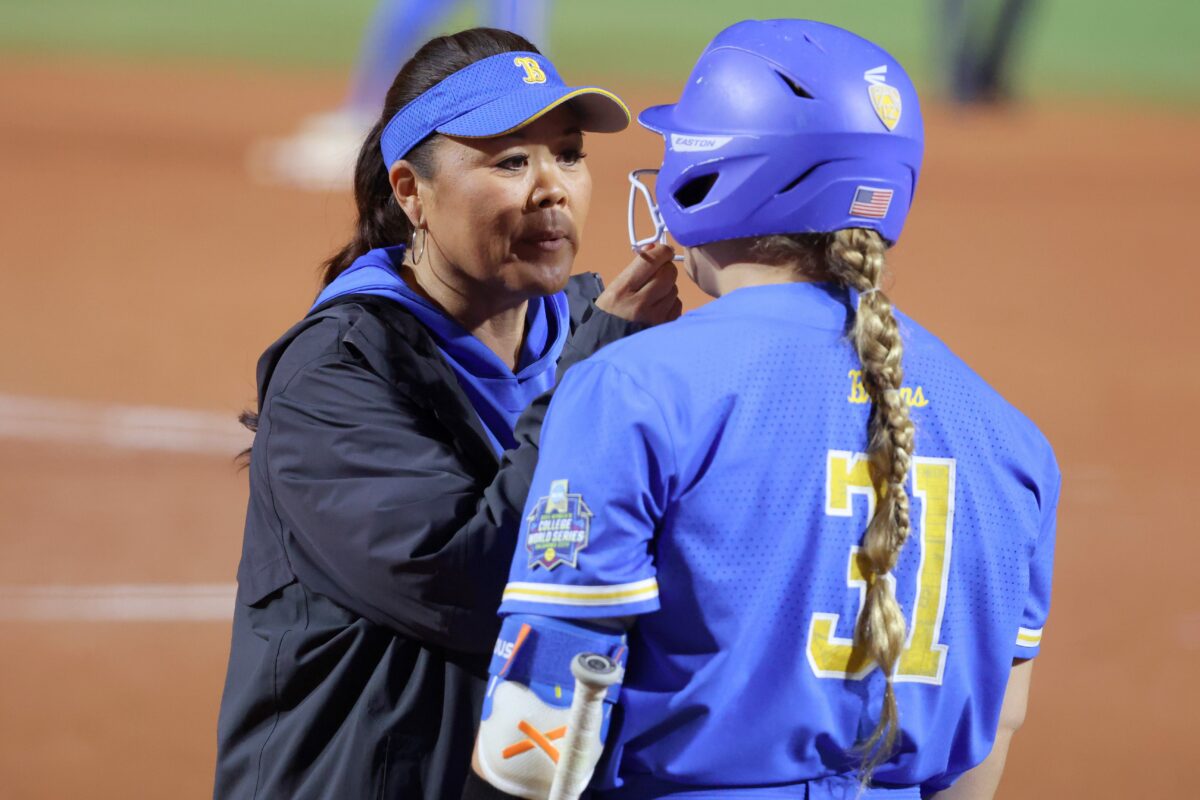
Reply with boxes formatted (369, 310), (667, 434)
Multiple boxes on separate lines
(849, 186), (894, 219)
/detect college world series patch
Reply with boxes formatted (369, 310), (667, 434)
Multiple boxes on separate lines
(525, 479), (592, 570)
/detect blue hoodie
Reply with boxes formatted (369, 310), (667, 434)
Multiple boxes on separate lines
(311, 246), (569, 455)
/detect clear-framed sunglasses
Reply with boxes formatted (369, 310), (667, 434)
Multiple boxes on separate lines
(627, 169), (686, 261)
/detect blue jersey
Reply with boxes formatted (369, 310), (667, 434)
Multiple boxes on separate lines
(499, 282), (1060, 796)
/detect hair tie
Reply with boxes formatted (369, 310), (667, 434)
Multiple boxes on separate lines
(860, 287), (883, 298)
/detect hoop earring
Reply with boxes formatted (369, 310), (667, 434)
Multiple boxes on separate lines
(411, 227), (426, 265)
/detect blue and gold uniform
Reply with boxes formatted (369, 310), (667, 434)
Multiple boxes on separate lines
(499, 282), (1059, 796)
(473, 19), (1060, 800)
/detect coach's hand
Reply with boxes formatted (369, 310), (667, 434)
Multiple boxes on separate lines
(595, 243), (682, 326)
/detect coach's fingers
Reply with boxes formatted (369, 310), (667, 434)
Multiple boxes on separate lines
(636, 261), (679, 303)
(644, 285), (682, 323)
(630, 278), (680, 325)
(595, 244), (677, 321)
(622, 243), (677, 291)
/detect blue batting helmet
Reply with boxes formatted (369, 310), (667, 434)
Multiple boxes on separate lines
(638, 19), (924, 247)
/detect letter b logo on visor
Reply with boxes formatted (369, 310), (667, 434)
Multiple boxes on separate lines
(514, 57), (547, 84)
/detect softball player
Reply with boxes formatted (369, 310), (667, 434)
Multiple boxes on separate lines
(467, 19), (1059, 800)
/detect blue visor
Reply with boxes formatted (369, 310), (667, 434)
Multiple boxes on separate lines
(380, 51), (630, 167)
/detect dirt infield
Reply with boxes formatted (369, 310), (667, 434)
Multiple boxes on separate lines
(1, 57), (1196, 798)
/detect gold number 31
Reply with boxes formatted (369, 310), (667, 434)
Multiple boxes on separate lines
(807, 450), (956, 685)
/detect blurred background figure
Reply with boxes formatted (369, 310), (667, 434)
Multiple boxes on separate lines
(249, 0), (552, 190)
(941, 0), (1036, 104)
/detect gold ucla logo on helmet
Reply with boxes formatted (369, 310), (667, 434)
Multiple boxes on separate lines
(513, 56), (547, 84)
(864, 65), (902, 131)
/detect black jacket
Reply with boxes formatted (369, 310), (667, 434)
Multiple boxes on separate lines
(214, 274), (639, 799)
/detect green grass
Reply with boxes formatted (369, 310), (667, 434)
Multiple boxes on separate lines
(1, 0), (1197, 103)
(1019, 0), (1200, 102)
(0, 0), (394, 68)
(554, 2), (930, 82)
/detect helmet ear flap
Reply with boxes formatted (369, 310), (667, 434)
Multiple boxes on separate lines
(673, 174), (719, 209)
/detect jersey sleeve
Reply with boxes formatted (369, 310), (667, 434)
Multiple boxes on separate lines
(1014, 451), (1061, 659)
(499, 360), (674, 620)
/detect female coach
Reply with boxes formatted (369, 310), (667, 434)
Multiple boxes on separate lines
(213, 28), (679, 800)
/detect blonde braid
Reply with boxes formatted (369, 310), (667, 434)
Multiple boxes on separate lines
(825, 228), (915, 777)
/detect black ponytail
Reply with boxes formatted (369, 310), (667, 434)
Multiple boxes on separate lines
(239, 27), (541, 458)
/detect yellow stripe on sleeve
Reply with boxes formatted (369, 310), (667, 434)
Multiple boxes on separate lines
(1016, 626), (1043, 647)
(502, 578), (659, 608)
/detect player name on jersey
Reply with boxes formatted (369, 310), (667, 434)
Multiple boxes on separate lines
(848, 369), (928, 407)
